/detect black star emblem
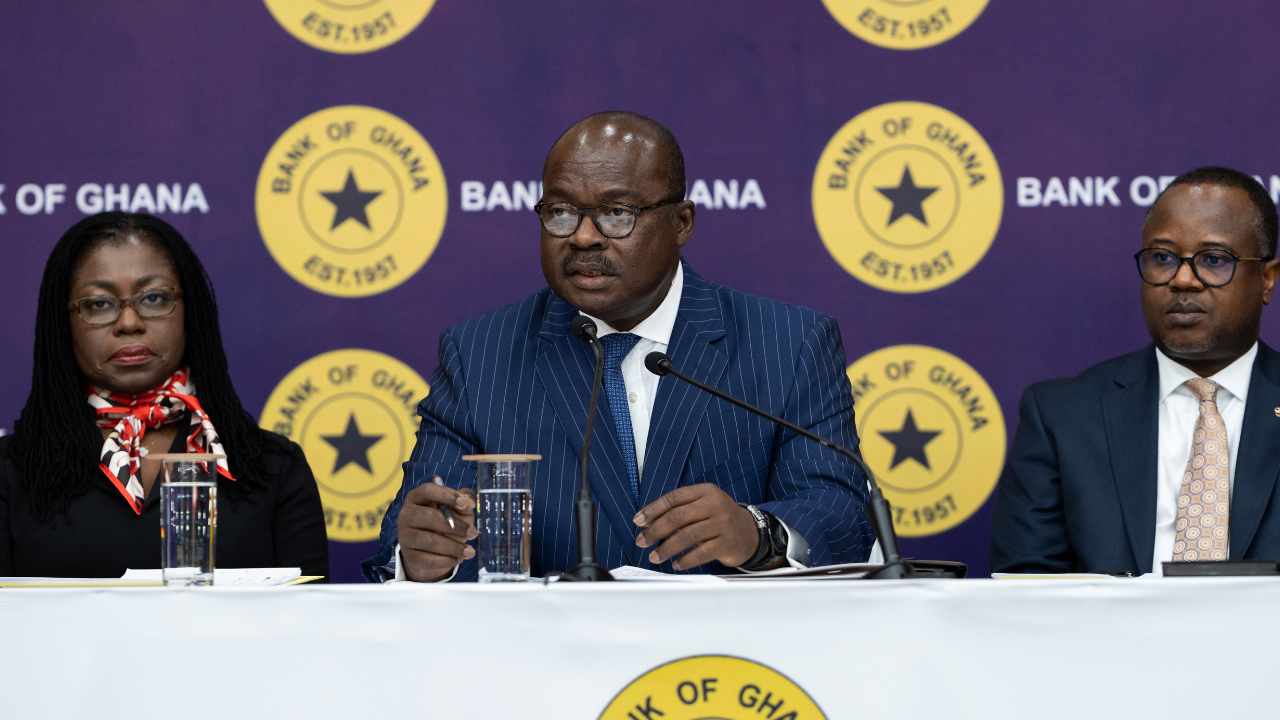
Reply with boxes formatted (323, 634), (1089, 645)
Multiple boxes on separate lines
(878, 409), (941, 471)
(320, 169), (382, 230)
(321, 413), (384, 475)
(875, 165), (939, 227)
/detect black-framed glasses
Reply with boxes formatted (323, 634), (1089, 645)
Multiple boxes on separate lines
(533, 197), (684, 239)
(68, 286), (183, 325)
(1134, 247), (1271, 288)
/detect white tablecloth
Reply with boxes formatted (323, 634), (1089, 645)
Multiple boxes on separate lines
(2, 578), (1276, 719)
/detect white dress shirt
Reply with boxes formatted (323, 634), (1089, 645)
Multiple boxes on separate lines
(1151, 342), (1256, 575)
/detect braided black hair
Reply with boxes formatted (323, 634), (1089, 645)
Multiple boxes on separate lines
(7, 212), (275, 522)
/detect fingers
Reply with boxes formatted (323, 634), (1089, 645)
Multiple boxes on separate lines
(406, 481), (475, 515)
(401, 526), (472, 558)
(401, 497), (475, 540)
(633, 485), (702, 528)
(405, 482), (476, 535)
(636, 492), (712, 550)
(445, 487), (478, 529)
(457, 488), (477, 517)
(648, 518), (718, 569)
(398, 515), (477, 582)
(634, 484), (761, 571)
(667, 533), (731, 571)
(399, 481), (479, 582)
(401, 545), (473, 582)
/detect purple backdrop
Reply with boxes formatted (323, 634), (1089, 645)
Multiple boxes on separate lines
(4, 1), (1280, 582)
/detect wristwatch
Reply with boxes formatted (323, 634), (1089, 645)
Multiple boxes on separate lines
(738, 504), (788, 571)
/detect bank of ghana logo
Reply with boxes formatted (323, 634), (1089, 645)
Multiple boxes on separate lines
(812, 101), (1002, 293)
(821, 0), (989, 50)
(256, 105), (447, 298)
(600, 656), (823, 720)
(847, 345), (1004, 537)
(263, 0), (436, 53)
(260, 349), (428, 542)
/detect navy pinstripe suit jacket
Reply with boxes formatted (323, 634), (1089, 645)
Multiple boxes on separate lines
(362, 263), (872, 581)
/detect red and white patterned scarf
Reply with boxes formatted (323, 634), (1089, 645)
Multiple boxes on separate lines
(86, 367), (235, 514)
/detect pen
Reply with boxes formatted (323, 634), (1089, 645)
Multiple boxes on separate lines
(433, 475), (456, 530)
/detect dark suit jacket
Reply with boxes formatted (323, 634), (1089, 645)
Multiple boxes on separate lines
(990, 342), (1280, 574)
(363, 263), (872, 581)
(0, 429), (329, 579)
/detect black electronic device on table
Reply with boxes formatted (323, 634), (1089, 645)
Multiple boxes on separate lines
(1163, 560), (1280, 577)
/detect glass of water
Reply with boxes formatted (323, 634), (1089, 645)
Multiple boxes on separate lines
(155, 454), (220, 586)
(462, 454), (540, 583)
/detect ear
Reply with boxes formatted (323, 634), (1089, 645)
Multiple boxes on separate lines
(1261, 258), (1280, 305)
(673, 200), (696, 249)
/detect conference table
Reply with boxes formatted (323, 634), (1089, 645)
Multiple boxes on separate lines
(2, 576), (1275, 719)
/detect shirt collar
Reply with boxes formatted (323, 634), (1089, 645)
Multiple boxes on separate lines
(1155, 341), (1257, 405)
(583, 262), (683, 346)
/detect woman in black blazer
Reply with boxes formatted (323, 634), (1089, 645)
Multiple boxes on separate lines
(0, 212), (328, 579)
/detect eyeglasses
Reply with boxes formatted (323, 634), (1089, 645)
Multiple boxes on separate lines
(68, 287), (183, 325)
(534, 197), (684, 239)
(1134, 247), (1271, 288)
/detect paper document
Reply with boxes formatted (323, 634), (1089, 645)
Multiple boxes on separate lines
(0, 577), (163, 588)
(121, 568), (305, 585)
(1, 568), (317, 588)
(991, 573), (1118, 580)
(718, 562), (880, 580)
(609, 566), (726, 582)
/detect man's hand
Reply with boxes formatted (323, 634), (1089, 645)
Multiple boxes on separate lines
(633, 484), (760, 570)
(397, 482), (477, 582)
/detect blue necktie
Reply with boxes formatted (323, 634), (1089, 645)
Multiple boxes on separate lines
(600, 332), (642, 503)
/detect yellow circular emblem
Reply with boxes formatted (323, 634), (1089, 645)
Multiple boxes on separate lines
(812, 101), (1002, 293)
(847, 345), (1005, 537)
(821, 0), (989, 50)
(599, 656), (825, 720)
(263, 0), (436, 54)
(255, 105), (447, 297)
(259, 349), (428, 542)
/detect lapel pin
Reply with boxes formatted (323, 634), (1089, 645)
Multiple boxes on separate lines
(1274, 407), (1280, 417)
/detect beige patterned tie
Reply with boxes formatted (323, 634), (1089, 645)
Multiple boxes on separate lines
(1172, 378), (1231, 562)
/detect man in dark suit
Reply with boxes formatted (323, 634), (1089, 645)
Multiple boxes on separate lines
(991, 166), (1280, 574)
(363, 111), (872, 582)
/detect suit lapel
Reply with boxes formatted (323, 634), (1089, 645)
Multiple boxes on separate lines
(534, 293), (637, 563)
(1230, 342), (1280, 559)
(1102, 347), (1160, 573)
(641, 269), (728, 510)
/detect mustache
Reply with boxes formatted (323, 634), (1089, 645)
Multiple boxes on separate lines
(562, 251), (619, 274)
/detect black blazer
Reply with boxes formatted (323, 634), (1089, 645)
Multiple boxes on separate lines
(990, 342), (1280, 574)
(0, 429), (329, 579)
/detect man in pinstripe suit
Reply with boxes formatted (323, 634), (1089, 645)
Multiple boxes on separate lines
(363, 112), (872, 582)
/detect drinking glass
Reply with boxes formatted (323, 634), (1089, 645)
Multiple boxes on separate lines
(154, 454), (220, 586)
(462, 454), (540, 583)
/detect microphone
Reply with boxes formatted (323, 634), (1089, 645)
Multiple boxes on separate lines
(644, 351), (914, 579)
(559, 317), (615, 581)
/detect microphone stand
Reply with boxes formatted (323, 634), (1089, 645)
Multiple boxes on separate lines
(645, 352), (914, 579)
(560, 317), (615, 581)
